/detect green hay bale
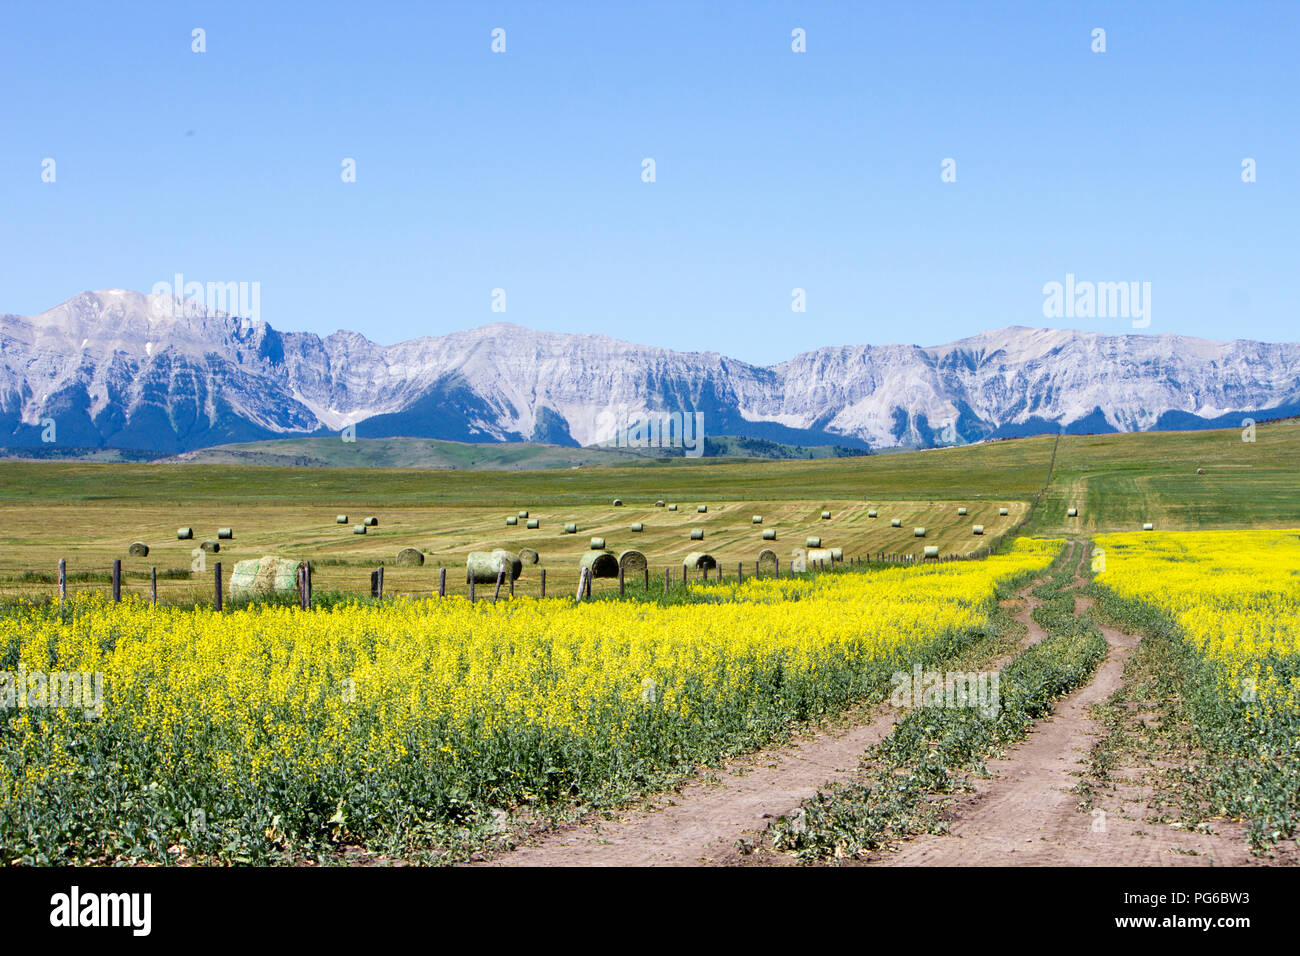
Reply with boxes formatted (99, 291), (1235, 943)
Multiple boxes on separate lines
(177, 527), (193, 540)
(682, 552), (716, 571)
(200, 540), (221, 552)
(867, 509), (878, 518)
(1143, 522), (1154, 531)
(128, 542), (149, 557)
(807, 548), (833, 565)
(957, 507), (968, 515)
(999, 508), (1009, 516)
(353, 525), (367, 535)
(973, 525), (985, 535)
(618, 549), (647, 575)
(395, 548), (425, 566)
(821, 511), (831, 520)
(630, 522), (643, 532)
(762, 529), (776, 541)
(668, 504), (678, 511)
(336, 515), (348, 524)
(1067, 508), (1078, 518)
(914, 527), (926, 537)
(217, 527), (234, 540)
(691, 529), (705, 541)
(697, 505), (708, 513)
(363, 516), (379, 527)
(589, 537), (606, 550)
(506, 516), (518, 526)
(564, 523), (578, 534)
(467, 549), (522, 583)
(757, 549), (778, 573)
(579, 550), (619, 579)
(752, 515), (763, 524)
(527, 519), (540, 529)
(518, 510), (529, 518)
(805, 536), (821, 548)
(230, 556), (303, 600)
(612, 499), (623, 507)
(830, 548), (843, 562)
(923, 546), (939, 559)
(518, 548), (539, 565)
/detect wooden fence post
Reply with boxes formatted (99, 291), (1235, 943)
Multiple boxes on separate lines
(540, 568), (546, 598)
(112, 559), (121, 603)
(643, 565), (649, 590)
(439, 567), (446, 597)
(214, 562), (223, 612)
(306, 561), (313, 607)
(151, 566), (157, 606)
(370, 569), (381, 599)
(379, 565), (385, 598)
(493, 567), (505, 603)
(58, 558), (66, 608)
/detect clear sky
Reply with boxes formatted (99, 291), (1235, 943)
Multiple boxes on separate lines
(1, 0), (1295, 365)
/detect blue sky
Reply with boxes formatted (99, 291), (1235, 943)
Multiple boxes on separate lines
(1, 0), (1295, 364)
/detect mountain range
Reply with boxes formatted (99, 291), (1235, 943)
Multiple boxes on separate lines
(2, 289), (1297, 456)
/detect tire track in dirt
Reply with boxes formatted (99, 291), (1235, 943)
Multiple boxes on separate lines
(482, 563), (1060, 867)
(868, 561), (1262, 866)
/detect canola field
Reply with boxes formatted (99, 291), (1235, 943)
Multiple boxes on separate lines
(0, 539), (1059, 864)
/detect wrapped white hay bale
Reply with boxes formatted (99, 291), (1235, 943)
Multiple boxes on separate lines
(518, 548), (539, 565)
(580, 550), (619, 579)
(467, 549), (522, 583)
(564, 522), (578, 534)
(762, 529), (776, 541)
(128, 542), (149, 557)
(1143, 522), (1154, 531)
(363, 516), (379, 527)
(353, 525), (367, 535)
(891, 519), (902, 528)
(697, 505), (708, 513)
(752, 515), (763, 524)
(396, 548), (424, 566)
(682, 552), (716, 572)
(630, 522), (644, 532)
(230, 556), (303, 601)
(506, 516), (518, 526)
(1067, 508), (1078, 518)
(668, 504), (679, 511)
(526, 519), (540, 529)
(518, 510), (529, 519)
(807, 548), (834, 564)
(972, 525), (985, 535)
(612, 499), (623, 507)
(923, 546), (939, 559)
(999, 507), (1009, 516)
(618, 549), (647, 575)
(830, 548), (843, 562)
(821, 511), (831, 520)
(654, 500), (666, 507)
(867, 509), (878, 518)
(200, 539), (221, 552)
(177, 527), (193, 539)
(805, 536), (821, 548)
(589, 537), (606, 550)
(336, 515), (348, 524)
(217, 527), (234, 540)
(914, 527), (926, 537)
(958, 507), (968, 516)
(691, 529), (705, 541)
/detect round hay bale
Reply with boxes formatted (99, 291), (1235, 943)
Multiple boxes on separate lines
(395, 548), (424, 566)
(518, 548), (539, 565)
(805, 536), (821, 548)
(353, 524), (367, 535)
(363, 516), (379, 527)
(973, 525), (985, 535)
(762, 529), (776, 541)
(1196, 467), (1205, 475)
(526, 519), (540, 529)
(128, 542), (149, 557)
(579, 550), (619, 579)
(506, 516), (518, 526)
(589, 537), (606, 550)
(697, 505), (708, 513)
(230, 556), (303, 601)
(752, 515), (763, 524)
(618, 549), (647, 575)
(867, 509), (878, 518)
(682, 552), (716, 571)
(612, 499), (623, 507)
(200, 540), (221, 552)
(830, 548), (843, 562)
(518, 510), (529, 518)
(1143, 522), (1154, 531)
(630, 522), (644, 532)
(217, 527), (234, 540)
(691, 528), (705, 541)
(757, 549), (778, 573)
(1067, 508), (1078, 518)
(808, 547), (834, 565)
(668, 504), (679, 511)
(336, 515), (348, 524)
(177, 527), (193, 540)
(999, 507), (1009, 516)
(891, 518), (902, 528)
(655, 500), (665, 507)
(958, 507), (968, 516)
(914, 527), (926, 537)
(923, 546), (939, 559)
(821, 511), (831, 520)
(564, 522), (578, 534)
(467, 549), (522, 583)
